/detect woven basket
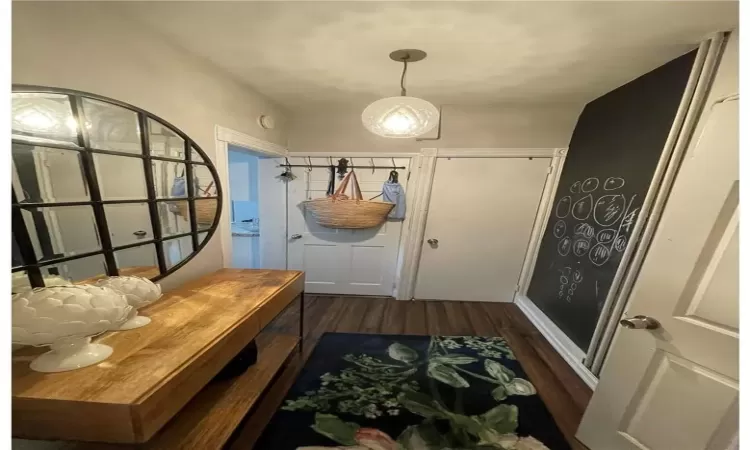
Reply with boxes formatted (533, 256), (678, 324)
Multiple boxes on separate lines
(303, 171), (394, 229)
(174, 200), (217, 227)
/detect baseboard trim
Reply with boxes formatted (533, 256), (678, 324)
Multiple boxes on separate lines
(514, 294), (598, 389)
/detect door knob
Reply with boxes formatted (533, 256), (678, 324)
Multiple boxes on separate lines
(619, 315), (660, 330)
(427, 238), (438, 245)
(290, 234), (303, 240)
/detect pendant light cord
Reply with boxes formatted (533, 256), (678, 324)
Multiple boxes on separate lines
(400, 59), (408, 96)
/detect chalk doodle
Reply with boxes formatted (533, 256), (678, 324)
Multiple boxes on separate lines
(558, 267), (572, 301)
(573, 268), (583, 283)
(553, 220), (567, 238)
(620, 206), (640, 233)
(571, 194), (593, 220)
(581, 177), (600, 193)
(574, 222), (595, 238)
(572, 237), (590, 257)
(593, 194), (626, 226)
(589, 242), (611, 266)
(614, 235), (628, 252)
(557, 236), (572, 256)
(596, 228), (617, 244)
(570, 181), (582, 193)
(555, 196), (572, 218)
(603, 177), (625, 191)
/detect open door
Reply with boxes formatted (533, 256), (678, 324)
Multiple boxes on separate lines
(257, 156), (287, 269)
(577, 32), (738, 450)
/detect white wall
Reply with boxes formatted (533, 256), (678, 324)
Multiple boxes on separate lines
(288, 103), (583, 153)
(12, 2), (290, 291)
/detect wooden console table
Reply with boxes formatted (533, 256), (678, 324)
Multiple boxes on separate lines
(12, 268), (304, 449)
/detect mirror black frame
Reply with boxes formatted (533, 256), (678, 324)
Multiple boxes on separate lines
(11, 85), (223, 287)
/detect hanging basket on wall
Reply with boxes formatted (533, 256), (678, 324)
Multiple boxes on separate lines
(303, 170), (394, 229)
(174, 200), (217, 227)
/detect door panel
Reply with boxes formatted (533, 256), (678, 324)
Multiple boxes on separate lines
(287, 157), (410, 296)
(258, 157), (287, 270)
(577, 32), (738, 450)
(414, 157), (550, 302)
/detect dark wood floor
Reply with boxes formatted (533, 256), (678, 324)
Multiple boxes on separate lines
(230, 296), (593, 450)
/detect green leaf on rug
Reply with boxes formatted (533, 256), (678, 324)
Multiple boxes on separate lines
(484, 359), (515, 384)
(491, 385), (508, 402)
(388, 342), (419, 363)
(427, 362), (469, 388)
(505, 378), (537, 396)
(310, 413), (359, 446)
(434, 354), (478, 365)
(481, 404), (519, 434)
(398, 390), (445, 419)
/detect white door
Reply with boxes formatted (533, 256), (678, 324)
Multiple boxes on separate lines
(414, 157), (550, 302)
(287, 157), (410, 296)
(258, 157), (287, 270)
(577, 34), (738, 450)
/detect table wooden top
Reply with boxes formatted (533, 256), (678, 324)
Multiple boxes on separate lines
(12, 268), (304, 444)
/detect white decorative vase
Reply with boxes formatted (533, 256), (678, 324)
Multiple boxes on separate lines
(94, 276), (162, 330)
(12, 285), (132, 373)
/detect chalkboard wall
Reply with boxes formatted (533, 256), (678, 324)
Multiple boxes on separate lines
(526, 49), (697, 351)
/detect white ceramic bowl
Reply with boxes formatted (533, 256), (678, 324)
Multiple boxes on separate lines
(94, 276), (162, 330)
(12, 285), (132, 372)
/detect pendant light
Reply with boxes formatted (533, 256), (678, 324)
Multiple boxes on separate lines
(362, 49), (440, 138)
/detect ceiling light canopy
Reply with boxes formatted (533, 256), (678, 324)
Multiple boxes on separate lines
(362, 49), (440, 139)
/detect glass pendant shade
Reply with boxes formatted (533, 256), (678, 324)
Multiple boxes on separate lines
(362, 96), (440, 138)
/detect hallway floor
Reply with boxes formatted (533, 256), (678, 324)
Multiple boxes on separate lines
(231, 296), (592, 450)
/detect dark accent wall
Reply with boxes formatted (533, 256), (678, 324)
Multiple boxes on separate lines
(526, 49), (697, 351)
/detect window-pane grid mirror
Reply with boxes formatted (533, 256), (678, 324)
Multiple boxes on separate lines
(11, 86), (222, 292)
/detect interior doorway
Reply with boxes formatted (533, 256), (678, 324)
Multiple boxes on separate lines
(228, 145), (261, 268)
(226, 144), (287, 270)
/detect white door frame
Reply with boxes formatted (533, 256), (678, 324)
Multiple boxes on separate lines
(399, 147), (567, 301)
(214, 125), (287, 268)
(288, 151), (420, 298)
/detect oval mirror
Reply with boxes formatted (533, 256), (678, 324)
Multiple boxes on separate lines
(11, 86), (222, 292)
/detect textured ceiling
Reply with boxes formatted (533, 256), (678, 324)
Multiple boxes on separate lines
(120, 1), (737, 111)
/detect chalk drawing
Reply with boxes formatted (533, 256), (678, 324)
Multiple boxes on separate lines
(621, 206), (640, 233)
(595, 280), (599, 298)
(570, 181), (582, 193)
(573, 269), (583, 283)
(565, 295), (572, 302)
(555, 196), (572, 218)
(572, 237), (590, 257)
(589, 242), (611, 266)
(596, 228), (617, 244)
(558, 267), (571, 301)
(553, 220), (567, 238)
(614, 235), (628, 252)
(593, 194), (626, 226)
(574, 222), (595, 238)
(603, 177), (625, 190)
(581, 177), (600, 192)
(557, 236), (572, 256)
(571, 194), (593, 220)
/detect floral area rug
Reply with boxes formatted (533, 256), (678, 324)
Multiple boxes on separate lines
(254, 333), (570, 450)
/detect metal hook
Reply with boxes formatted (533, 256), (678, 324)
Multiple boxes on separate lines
(370, 158), (375, 174)
(391, 157), (396, 169)
(306, 156), (313, 172)
(329, 156), (334, 167)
